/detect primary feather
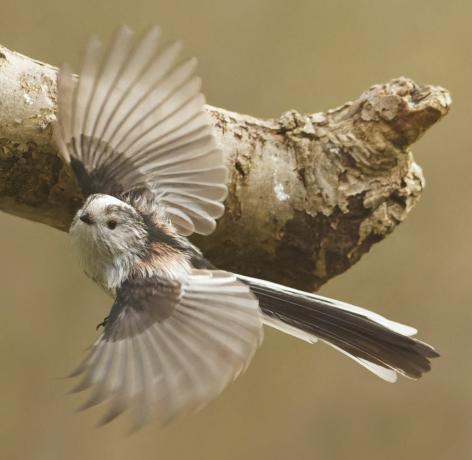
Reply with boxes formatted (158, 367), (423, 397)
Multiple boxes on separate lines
(70, 271), (262, 429)
(53, 25), (226, 236)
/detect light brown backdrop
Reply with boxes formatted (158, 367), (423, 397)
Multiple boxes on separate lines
(0, 1), (470, 459)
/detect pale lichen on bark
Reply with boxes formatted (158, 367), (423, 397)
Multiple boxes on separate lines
(0, 44), (451, 290)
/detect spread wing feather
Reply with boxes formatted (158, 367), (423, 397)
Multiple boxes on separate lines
(69, 270), (263, 429)
(54, 25), (227, 236)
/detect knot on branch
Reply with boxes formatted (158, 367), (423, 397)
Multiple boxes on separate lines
(358, 77), (451, 147)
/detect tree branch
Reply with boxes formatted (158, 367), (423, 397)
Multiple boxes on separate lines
(0, 45), (451, 290)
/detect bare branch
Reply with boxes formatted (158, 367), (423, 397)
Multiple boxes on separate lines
(0, 44), (451, 290)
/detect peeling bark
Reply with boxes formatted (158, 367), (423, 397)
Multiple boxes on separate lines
(0, 45), (451, 290)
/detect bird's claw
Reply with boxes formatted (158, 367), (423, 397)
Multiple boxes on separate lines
(96, 316), (109, 331)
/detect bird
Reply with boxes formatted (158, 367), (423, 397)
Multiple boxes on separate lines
(53, 25), (439, 430)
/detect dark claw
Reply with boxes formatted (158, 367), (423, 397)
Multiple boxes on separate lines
(96, 316), (109, 331)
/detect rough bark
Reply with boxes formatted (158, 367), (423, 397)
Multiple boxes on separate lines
(0, 44), (451, 290)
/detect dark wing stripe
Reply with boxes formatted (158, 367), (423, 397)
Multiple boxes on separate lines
(54, 25), (227, 235)
(70, 270), (263, 429)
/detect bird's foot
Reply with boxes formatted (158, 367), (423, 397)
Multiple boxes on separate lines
(96, 316), (109, 331)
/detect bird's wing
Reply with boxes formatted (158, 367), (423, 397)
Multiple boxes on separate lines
(53, 25), (227, 236)
(69, 270), (263, 430)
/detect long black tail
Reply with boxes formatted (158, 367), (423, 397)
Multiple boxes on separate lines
(238, 275), (439, 382)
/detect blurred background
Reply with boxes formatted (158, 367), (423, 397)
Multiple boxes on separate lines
(0, 1), (470, 459)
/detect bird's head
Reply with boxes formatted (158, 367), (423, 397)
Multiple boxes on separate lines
(70, 194), (149, 261)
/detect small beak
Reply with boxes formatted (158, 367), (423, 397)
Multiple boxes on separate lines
(79, 212), (94, 225)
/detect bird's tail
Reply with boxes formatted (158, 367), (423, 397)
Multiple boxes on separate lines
(237, 275), (439, 382)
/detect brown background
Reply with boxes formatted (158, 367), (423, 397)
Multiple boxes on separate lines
(0, 1), (470, 459)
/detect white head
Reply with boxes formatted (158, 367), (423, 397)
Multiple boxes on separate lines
(70, 194), (149, 288)
(70, 193), (193, 289)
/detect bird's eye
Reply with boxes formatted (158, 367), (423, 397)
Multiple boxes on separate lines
(107, 220), (117, 230)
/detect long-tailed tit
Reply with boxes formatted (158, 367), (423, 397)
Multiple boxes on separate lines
(52, 25), (438, 429)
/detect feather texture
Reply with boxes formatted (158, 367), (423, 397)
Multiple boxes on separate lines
(53, 25), (227, 236)
(69, 270), (263, 428)
(238, 275), (438, 381)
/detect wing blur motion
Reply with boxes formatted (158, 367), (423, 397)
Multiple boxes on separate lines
(53, 25), (227, 236)
(69, 271), (263, 429)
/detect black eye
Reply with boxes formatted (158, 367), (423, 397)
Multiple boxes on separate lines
(107, 220), (117, 230)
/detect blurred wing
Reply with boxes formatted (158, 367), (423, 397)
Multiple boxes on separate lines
(53, 25), (227, 235)
(69, 270), (263, 430)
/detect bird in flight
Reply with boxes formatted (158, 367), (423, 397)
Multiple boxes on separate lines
(53, 25), (438, 430)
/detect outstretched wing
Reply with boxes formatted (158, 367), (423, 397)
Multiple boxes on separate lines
(69, 270), (263, 430)
(54, 25), (227, 235)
